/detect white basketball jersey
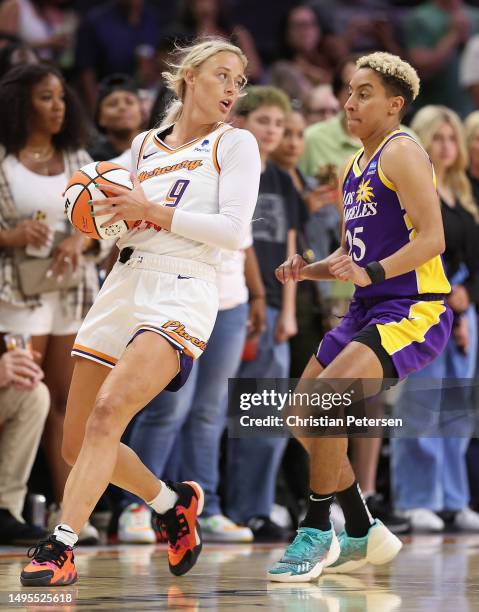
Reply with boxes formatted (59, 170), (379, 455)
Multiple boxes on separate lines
(118, 122), (236, 267)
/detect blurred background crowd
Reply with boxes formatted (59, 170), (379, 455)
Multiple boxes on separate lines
(1, 0), (479, 548)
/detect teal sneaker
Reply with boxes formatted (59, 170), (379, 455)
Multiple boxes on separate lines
(267, 525), (340, 582)
(324, 519), (402, 574)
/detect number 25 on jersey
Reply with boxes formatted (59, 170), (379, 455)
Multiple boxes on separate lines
(345, 226), (366, 262)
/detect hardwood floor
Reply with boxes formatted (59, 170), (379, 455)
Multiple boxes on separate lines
(1, 535), (478, 610)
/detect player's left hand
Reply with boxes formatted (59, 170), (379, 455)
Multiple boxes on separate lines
(93, 175), (152, 226)
(328, 254), (371, 287)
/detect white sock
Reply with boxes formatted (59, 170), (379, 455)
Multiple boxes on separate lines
(147, 481), (178, 515)
(53, 524), (78, 547)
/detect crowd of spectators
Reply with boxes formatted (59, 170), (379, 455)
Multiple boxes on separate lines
(1, 0), (479, 545)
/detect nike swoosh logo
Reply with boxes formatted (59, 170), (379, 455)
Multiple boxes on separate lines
(142, 151), (156, 160)
(310, 494), (333, 502)
(178, 275), (192, 280)
(58, 526), (75, 533)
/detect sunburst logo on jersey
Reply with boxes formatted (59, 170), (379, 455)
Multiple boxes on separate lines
(356, 178), (374, 203)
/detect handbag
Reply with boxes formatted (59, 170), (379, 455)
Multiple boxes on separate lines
(14, 231), (84, 297)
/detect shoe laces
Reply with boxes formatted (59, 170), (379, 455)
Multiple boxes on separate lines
(27, 536), (70, 568)
(156, 509), (190, 548)
(283, 528), (330, 561)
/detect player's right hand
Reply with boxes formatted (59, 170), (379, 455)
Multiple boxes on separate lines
(275, 254), (307, 284)
(6, 220), (50, 248)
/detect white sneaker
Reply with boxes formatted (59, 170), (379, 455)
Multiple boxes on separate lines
(47, 504), (100, 545)
(453, 508), (479, 531)
(78, 520), (101, 545)
(399, 508), (444, 532)
(118, 503), (156, 544)
(271, 504), (293, 529)
(198, 514), (254, 542)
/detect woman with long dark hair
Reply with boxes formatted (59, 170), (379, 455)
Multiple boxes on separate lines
(0, 63), (102, 545)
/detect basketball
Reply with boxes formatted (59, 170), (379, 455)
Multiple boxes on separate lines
(64, 161), (134, 240)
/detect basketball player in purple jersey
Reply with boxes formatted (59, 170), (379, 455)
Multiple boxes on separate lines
(268, 52), (453, 582)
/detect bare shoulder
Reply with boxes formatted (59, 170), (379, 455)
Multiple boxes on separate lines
(381, 136), (430, 182)
(381, 136), (429, 166)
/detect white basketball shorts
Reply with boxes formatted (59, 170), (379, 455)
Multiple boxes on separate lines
(72, 248), (218, 391)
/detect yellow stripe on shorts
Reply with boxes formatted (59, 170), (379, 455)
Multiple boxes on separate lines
(377, 300), (446, 356)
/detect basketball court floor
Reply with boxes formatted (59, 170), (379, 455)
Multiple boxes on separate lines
(1, 535), (478, 611)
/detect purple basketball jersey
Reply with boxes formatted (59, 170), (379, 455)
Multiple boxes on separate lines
(342, 130), (450, 299)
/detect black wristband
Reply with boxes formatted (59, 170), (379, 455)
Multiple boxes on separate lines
(365, 261), (386, 284)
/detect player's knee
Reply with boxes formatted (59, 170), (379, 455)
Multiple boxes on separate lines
(86, 394), (122, 440)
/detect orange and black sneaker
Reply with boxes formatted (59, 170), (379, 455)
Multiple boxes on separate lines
(154, 481), (204, 576)
(20, 536), (77, 586)
(155, 521), (169, 544)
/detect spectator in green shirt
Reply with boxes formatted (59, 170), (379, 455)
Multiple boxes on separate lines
(403, 0), (479, 117)
(300, 59), (359, 179)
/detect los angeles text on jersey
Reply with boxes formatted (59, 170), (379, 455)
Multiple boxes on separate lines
(343, 188), (378, 221)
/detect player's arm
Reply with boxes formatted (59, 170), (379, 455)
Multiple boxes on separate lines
(275, 158), (349, 284)
(376, 138), (445, 278)
(95, 130), (261, 250)
(169, 130), (261, 249)
(275, 229), (298, 341)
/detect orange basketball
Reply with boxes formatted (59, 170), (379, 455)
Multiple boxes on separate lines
(64, 161), (134, 240)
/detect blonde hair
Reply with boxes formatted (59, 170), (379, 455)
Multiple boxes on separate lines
(357, 52), (420, 102)
(411, 105), (479, 220)
(160, 38), (247, 127)
(464, 111), (479, 149)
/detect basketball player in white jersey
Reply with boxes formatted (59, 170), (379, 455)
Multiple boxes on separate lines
(21, 39), (261, 586)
